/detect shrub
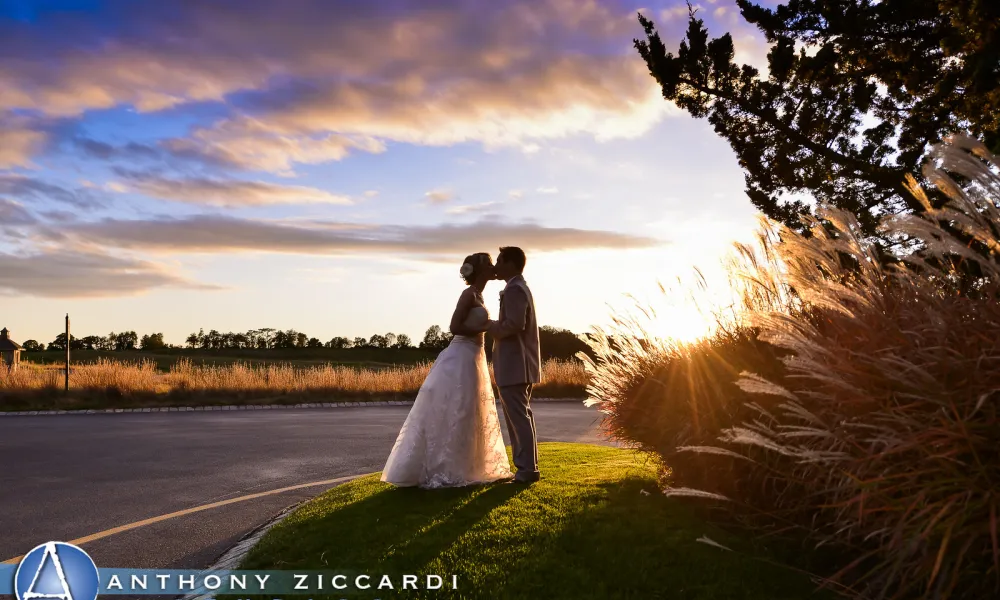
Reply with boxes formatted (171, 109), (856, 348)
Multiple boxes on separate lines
(707, 136), (1000, 599)
(586, 135), (1000, 599)
(581, 228), (796, 501)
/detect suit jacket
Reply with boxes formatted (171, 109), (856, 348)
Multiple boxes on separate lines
(489, 275), (541, 386)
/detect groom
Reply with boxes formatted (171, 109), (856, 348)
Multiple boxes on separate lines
(488, 246), (542, 483)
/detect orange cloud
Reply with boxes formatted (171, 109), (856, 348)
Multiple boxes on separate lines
(198, 57), (665, 164)
(115, 171), (354, 207)
(57, 215), (665, 257)
(0, 118), (46, 169)
(445, 202), (501, 215)
(0, 0), (668, 170)
(424, 189), (455, 204)
(162, 127), (387, 175)
(0, 248), (219, 298)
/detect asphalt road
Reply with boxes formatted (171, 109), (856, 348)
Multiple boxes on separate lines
(0, 401), (609, 570)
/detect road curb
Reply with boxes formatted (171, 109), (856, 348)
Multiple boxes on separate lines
(0, 397), (584, 416)
(177, 473), (373, 600)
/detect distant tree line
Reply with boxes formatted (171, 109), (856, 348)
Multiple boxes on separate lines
(427, 325), (591, 362)
(21, 331), (169, 352)
(183, 328), (416, 351)
(413, 324), (593, 361)
(20, 324), (592, 362)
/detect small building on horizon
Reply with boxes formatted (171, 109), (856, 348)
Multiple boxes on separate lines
(0, 327), (22, 371)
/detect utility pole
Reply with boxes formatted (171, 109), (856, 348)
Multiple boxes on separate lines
(65, 313), (70, 394)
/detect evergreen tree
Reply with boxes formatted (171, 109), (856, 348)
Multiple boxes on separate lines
(634, 1), (1000, 238)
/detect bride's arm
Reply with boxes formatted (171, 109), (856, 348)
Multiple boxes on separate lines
(449, 289), (479, 336)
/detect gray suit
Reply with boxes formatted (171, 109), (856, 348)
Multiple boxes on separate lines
(489, 275), (541, 478)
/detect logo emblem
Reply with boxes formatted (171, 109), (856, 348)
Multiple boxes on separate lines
(14, 542), (99, 600)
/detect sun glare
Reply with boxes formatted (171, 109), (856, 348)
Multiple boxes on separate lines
(644, 303), (717, 345)
(625, 261), (746, 347)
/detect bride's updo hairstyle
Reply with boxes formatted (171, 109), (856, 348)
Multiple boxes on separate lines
(459, 252), (493, 285)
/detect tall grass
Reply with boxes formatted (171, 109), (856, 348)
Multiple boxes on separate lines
(580, 227), (794, 498)
(584, 135), (1000, 599)
(0, 358), (587, 409)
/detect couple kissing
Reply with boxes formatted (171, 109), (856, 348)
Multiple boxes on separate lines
(381, 247), (541, 488)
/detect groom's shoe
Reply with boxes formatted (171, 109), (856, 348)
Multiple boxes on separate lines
(513, 471), (541, 484)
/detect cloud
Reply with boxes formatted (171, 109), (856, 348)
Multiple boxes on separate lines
(0, 0), (668, 172)
(659, 5), (697, 20)
(0, 174), (101, 209)
(649, 2), (771, 72)
(0, 199), (36, 225)
(536, 186), (559, 194)
(113, 170), (353, 207)
(73, 137), (162, 162)
(186, 56), (665, 173)
(445, 201), (501, 215)
(0, 117), (47, 169)
(57, 214), (664, 257)
(508, 190), (524, 200)
(75, 131), (384, 177)
(37, 210), (79, 223)
(732, 32), (771, 71)
(0, 249), (220, 298)
(161, 129), (386, 174)
(424, 189), (455, 204)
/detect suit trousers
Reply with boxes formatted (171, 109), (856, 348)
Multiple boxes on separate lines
(497, 383), (539, 477)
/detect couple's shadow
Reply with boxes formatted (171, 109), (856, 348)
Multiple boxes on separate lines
(381, 480), (529, 563)
(248, 476), (528, 574)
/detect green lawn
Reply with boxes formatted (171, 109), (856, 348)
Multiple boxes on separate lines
(239, 443), (830, 599)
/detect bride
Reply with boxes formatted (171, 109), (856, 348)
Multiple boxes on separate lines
(381, 252), (513, 488)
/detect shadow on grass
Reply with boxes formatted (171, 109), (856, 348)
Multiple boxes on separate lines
(238, 444), (834, 600)
(242, 478), (528, 573)
(470, 476), (833, 600)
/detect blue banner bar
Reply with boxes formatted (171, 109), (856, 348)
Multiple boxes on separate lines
(0, 565), (459, 596)
(0, 564), (11, 595)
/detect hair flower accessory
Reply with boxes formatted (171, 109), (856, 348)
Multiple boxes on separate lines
(460, 262), (474, 277)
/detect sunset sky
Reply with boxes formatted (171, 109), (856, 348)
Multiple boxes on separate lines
(0, 0), (777, 346)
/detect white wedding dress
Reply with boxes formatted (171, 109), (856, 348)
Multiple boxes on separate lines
(381, 294), (513, 488)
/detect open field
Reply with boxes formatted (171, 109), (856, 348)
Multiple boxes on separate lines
(236, 443), (829, 600)
(0, 358), (588, 412)
(20, 347), (439, 371)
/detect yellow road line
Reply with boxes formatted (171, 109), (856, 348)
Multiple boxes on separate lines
(2, 473), (371, 565)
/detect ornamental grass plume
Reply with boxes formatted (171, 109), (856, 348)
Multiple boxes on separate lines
(579, 230), (795, 499)
(679, 135), (1000, 599)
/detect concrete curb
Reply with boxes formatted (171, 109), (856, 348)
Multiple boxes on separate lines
(177, 473), (372, 600)
(0, 397), (584, 416)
